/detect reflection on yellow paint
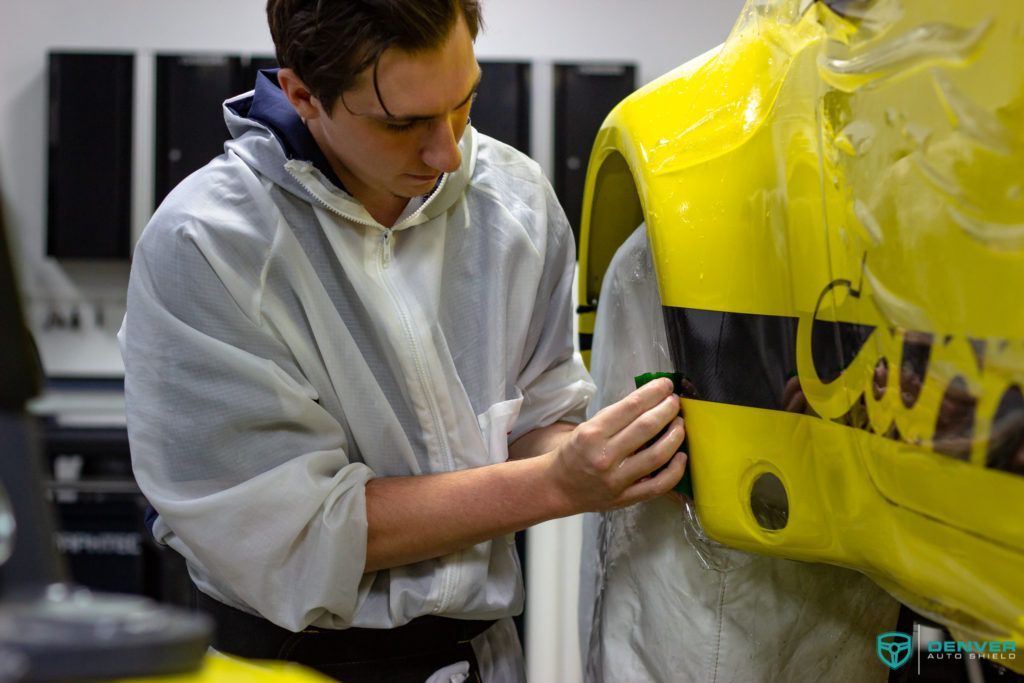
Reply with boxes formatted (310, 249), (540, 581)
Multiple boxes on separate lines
(579, 0), (1024, 669)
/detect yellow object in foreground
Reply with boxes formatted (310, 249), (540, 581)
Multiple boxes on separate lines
(117, 653), (333, 682)
(579, 0), (1024, 669)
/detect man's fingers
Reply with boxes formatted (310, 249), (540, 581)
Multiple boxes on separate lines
(590, 377), (675, 436)
(621, 452), (688, 504)
(558, 379), (683, 513)
(607, 394), (681, 458)
(615, 416), (685, 483)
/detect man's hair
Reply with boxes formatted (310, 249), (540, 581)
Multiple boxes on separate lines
(267, 0), (483, 114)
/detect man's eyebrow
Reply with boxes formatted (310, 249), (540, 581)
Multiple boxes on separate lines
(382, 70), (482, 123)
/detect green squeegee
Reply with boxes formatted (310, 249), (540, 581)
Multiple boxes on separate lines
(634, 372), (693, 498)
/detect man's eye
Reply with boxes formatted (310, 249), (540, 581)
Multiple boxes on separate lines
(383, 120), (417, 132)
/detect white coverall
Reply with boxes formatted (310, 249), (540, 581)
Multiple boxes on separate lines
(120, 75), (594, 681)
(579, 226), (899, 682)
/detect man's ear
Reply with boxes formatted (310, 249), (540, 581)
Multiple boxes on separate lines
(277, 68), (322, 120)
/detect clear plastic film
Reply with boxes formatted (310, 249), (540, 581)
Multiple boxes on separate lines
(578, 0), (1024, 675)
(584, 226), (733, 571)
(579, 226), (897, 682)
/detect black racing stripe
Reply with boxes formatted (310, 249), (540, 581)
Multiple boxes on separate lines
(661, 306), (877, 410)
(660, 305), (1022, 479)
(986, 386), (1024, 477)
(661, 306), (799, 411)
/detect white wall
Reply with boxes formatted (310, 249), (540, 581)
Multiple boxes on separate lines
(0, 0), (744, 678)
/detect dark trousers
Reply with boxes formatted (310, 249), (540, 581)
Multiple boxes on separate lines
(195, 589), (494, 682)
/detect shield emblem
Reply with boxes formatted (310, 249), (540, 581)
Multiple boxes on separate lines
(877, 631), (913, 670)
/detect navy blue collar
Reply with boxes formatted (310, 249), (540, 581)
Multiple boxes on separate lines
(232, 69), (345, 190)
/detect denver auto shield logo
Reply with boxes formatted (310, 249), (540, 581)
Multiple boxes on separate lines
(877, 632), (913, 670)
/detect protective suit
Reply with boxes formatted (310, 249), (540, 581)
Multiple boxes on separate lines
(120, 71), (594, 680)
(579, 226), (899, 682)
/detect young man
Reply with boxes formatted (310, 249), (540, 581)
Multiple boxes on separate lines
(120, 1), (686, 680)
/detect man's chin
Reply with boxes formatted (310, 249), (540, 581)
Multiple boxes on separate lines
(401, 173), (441, 190)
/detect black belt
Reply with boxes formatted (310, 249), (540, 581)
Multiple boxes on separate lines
(195, 589), (494, 682)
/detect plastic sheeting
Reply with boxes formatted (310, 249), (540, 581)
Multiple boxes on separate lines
(579, 226), (898, 681)
(578, 0), (1024, 675)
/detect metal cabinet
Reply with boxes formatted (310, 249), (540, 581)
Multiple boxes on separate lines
(47, 53), (134, 259)
(553, 62), (636, 244)
(154, 54), (276, 207)
(473, 61), (531, 155)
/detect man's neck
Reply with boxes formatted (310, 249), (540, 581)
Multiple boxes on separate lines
(307, 124), (409, 227)
(335, 172), (409, 227)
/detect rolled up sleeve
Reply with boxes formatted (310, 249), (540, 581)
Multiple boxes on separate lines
(511, 181), (595, 441)
(120, 217), (373, 631)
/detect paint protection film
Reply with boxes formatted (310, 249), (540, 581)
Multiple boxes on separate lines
(579, 0), (1024, 672)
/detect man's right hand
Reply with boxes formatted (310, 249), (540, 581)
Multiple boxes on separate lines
(364, 377), (686, 572)
(547, 377), (687, 514)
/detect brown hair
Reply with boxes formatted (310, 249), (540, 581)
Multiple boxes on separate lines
(267, 0), (483, 114)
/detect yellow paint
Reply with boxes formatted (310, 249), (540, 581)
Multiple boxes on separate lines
(579, 0), (1024, 666)
(117, 653), (333, 682)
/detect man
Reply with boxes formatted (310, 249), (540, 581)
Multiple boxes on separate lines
(120, 1), (686, 681)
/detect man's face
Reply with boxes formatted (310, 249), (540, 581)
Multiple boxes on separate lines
(305, 14), (480, 211)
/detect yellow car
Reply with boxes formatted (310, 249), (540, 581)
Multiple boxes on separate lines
(579, 0), (1024, 667)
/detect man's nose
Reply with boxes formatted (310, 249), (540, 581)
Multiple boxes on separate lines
(422, 117), (462, 173)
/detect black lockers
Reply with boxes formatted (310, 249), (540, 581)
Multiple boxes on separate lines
(154, 54), (276, 207)
(473, 61), (531, 155)
(47, 53), (134, 259)
(46, 56), (631, 259)
(553, 62), (637, 244)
